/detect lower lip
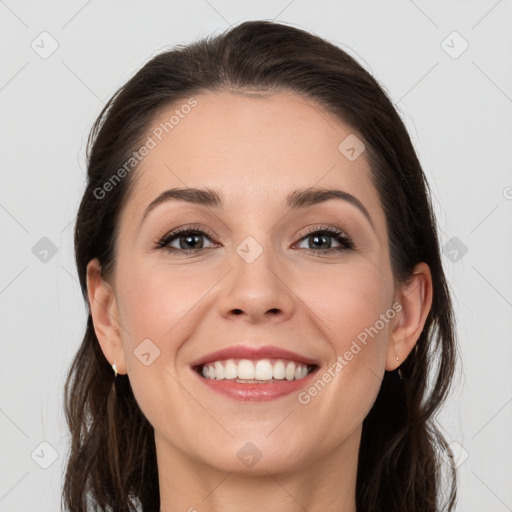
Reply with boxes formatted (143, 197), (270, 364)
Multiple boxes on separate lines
(193, 367), (319, 401)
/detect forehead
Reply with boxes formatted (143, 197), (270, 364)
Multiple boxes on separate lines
(124, 89), (383, 224)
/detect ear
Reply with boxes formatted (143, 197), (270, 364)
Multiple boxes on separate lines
(385, 262), (433, 371)
(86, 258), (127, 375)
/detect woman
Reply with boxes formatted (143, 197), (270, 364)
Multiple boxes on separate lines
(63, 20), (458, 512)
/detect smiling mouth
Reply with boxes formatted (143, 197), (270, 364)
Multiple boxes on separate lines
(193, 358), (318, 383)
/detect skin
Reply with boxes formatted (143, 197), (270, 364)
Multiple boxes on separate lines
(87, 90), (432, 512)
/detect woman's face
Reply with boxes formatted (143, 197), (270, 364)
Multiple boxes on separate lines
(93, 90), (403, 474)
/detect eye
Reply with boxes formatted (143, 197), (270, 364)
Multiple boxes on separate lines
(154, 224), (354, 256)
(294, 226), (354, 254)
(154, 225), (218, 253)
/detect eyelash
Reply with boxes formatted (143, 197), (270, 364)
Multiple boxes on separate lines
(154, 224), (354, 256)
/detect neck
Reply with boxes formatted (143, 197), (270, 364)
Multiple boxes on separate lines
(156, 426), (360, 512)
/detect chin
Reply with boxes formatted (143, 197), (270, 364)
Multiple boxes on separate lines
(195, 436), (313, 476)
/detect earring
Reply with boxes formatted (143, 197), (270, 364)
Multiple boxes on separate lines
(112, 362), (118, 378)
(395, 352), (402, 380)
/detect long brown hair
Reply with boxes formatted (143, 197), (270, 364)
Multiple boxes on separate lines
(63, 20), (458, 512)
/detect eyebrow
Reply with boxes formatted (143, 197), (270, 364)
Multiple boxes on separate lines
(140, 186), (374, 229)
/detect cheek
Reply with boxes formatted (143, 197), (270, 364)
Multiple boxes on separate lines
(116, 259), (209, 343)
(113, 260), (210, 425)
(304, 263), (392, 349)
(294, 266), (392, 416)
(112, 259), (212, 413)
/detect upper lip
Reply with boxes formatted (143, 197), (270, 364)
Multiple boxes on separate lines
(189, 345), (320, 367)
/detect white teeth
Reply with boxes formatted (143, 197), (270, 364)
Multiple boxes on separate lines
(238, 359), (255, 379)
(285, 361), (296, 381)
(224, 359), (237, 379)
(273, 360), (285, 379)
(294, 364), (308, 380)
(199, 358), (312, 381)
(214, 361), (225, 380)
(254, 360), (273, 380)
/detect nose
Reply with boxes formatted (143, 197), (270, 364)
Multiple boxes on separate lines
(216, 238), (295, 324)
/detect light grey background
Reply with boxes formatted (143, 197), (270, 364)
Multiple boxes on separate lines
(1, 1), (511, 511)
